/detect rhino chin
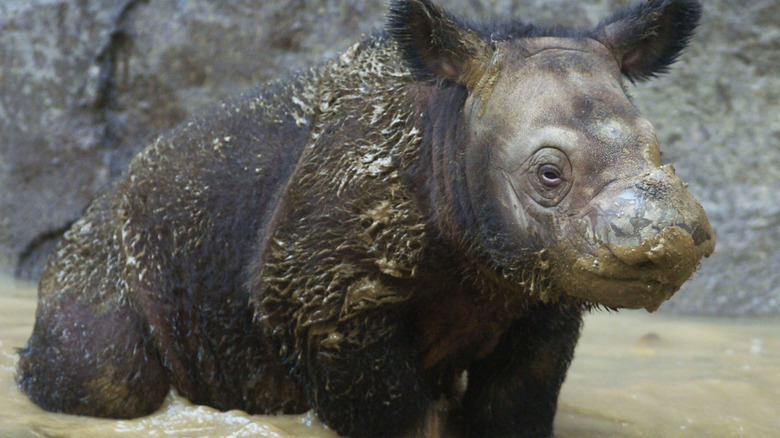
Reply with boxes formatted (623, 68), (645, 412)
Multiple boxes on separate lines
(564, 273), (680, 312)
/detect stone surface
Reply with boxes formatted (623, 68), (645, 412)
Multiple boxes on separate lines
(0, 0), (777, 314)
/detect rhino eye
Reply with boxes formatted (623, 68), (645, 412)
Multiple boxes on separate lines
(523, 147), (572, 207)
(538, 164), (563, 187)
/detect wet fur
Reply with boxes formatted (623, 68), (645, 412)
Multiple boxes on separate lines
(18, 1), (701, 437)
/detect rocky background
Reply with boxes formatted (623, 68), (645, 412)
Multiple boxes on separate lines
(1, 0), (777, 315)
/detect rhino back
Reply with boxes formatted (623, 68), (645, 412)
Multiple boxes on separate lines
(58, 71), (317, 410)
(120, 71), (316, 295)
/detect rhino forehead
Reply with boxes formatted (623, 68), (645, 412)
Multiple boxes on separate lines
(477, 47), (634, 130)
(476, 74), (646, 153)
(502, 37), (623, 78)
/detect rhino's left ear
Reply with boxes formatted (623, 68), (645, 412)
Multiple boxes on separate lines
(592, 0), (702, 82)
(387, 0), (494, 89)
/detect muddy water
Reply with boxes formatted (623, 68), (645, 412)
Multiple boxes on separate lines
(1, 274), (778, 438)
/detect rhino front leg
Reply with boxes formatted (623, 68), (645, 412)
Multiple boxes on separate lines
(302, 310), (432, 438)
(462, 303), (582, 438)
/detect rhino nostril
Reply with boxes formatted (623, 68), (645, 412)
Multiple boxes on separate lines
(634, 261), (657, 272)
(691, 224), (710, 246)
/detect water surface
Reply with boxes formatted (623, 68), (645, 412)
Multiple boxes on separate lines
(1, 275), (778, 437)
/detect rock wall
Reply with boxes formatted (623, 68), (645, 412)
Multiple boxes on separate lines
(1, 0), (777, 314)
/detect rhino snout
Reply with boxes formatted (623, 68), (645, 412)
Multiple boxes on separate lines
(557, 165), (715, 311)
(587, 166), (711, 246)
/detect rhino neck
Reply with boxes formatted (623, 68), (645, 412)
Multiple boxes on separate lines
(402, 82), (547, 310)
(406, 83), (472, 239)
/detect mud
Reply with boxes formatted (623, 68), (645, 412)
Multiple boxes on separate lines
(2, 275), (778, 437)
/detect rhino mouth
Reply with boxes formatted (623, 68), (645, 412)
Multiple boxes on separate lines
(554, 225), (714, 312)
(568, 259), (682, 312)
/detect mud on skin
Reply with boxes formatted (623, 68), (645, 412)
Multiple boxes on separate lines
(17, 1), (713, 437)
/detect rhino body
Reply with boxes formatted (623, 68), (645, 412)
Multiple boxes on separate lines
(18, 1), (713, 437)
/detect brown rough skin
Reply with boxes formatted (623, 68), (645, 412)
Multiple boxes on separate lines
(17, 1), (714, 437)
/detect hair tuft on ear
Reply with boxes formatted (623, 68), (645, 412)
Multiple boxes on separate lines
(592, 0), (702, 82)
(387, 0), (493, 88)
(387, 0), (440, 82)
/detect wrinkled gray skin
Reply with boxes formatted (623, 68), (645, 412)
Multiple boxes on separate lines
(17, 0), (714, 437)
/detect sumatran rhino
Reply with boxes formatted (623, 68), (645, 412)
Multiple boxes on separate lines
(17, 0), (714, 436)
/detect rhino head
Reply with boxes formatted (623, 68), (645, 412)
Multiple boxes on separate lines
(390, 0), (714, 311)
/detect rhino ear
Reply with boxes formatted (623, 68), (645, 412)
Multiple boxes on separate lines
(387, 0), (494, 89)
(592, 0), (702, 82)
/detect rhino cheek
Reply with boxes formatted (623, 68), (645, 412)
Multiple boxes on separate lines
(495, 167), (562, 252)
